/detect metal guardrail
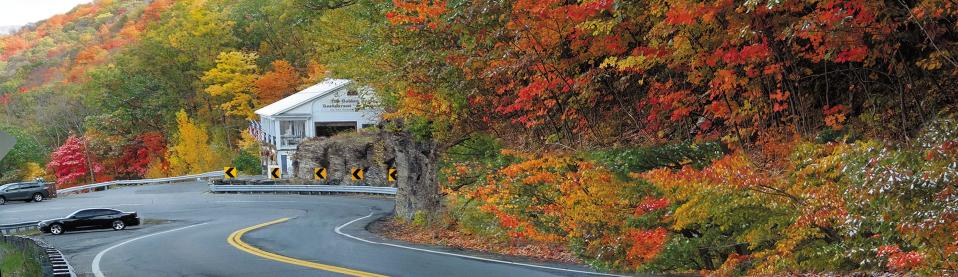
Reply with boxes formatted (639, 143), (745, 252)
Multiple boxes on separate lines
(0, 221), (40, 235)
(209, 184), (397, 195)
(56, 171), (223, 195)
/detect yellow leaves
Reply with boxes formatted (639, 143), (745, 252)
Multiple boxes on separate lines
(22, 162), (46, 181)
(578, 19), (617, 36)
(917, 51), (948, 70)
(202, 51), (260, 119)
(166, 110), (225, 175)
(600, 55), (653, 72)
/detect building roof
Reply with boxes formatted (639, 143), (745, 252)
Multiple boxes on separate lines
(254, 79), (351, 117)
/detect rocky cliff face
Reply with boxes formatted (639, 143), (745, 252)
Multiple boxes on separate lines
(292, 131), (393, 186)
(292, 128), (441, 220)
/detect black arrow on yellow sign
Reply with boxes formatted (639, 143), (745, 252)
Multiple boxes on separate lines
(388, 168), (397, 182)
(270, 167), (281, 179)
(351, 168), (364, 181)
(314, 167), (327, 180)
(224, 167), (236, 179)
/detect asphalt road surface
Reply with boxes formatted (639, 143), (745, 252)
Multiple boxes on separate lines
(0, 181), (617, 277)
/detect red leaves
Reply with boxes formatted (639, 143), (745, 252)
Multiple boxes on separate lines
(46, 135), (103, 187)
(834, 47), (868, 63)
(711, 41), (772, 66)
(116, 132), (167, 177)
(634, 197), (669, 216)
(877, 245), (925, 271)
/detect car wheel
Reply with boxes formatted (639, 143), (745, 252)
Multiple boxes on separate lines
(0, 197), (5, 205)
(32, 193), (43, 202)
(50, 224), (64, 235)
(112, 220), (126, 231)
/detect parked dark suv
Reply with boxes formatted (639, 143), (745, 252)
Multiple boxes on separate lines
(0, 181), (53, 205)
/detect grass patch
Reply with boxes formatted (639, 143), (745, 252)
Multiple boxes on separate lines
(0, 241), (42, 277)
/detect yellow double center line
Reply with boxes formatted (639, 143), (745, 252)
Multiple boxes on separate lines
(227, 218), (387, 277)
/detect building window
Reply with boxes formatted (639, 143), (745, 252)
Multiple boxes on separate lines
(316, 121), (357, 137)
(280, 120), (305, 148)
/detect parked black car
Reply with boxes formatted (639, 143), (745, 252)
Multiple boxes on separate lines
(0, 181), (53, 205)
(38, 209), (140, 235)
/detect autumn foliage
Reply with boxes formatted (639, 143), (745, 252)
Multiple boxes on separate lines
(46, 135), (103, 187)
(255, 60), (301, 104)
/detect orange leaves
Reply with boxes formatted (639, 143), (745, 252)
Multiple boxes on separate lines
(823, 104), (848, 130)
(462, 151), (638, 248)
(75, 45), (106, 64)
(0, 36), (30, 60)
(664, 0), (727, 26)
(709, 69), (742, 97)
(770, 90), (790, 112)
(386, 0), (447, 29)
(625, 227), (669, 265)
(255, 60), (301, 104)
(665, 8), (696, 26)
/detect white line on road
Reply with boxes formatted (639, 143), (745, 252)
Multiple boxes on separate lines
(334, 212), (629, 277)
(92, 222), (209, 277)
(214, 200), (300, 203)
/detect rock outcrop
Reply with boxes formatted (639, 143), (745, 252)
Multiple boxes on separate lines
(292, 126), (441, 220)
(293, 131), (394, 186)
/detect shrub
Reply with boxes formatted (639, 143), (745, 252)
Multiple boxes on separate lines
(233, 151), (261, 175)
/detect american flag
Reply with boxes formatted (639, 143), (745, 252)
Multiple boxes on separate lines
(248, 120), (263, 141)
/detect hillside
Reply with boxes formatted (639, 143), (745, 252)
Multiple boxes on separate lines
(0, 0), (320, 183)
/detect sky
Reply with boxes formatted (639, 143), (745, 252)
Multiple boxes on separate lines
(0, 0), (93, 26)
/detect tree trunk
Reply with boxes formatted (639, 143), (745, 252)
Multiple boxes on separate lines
(386, 129), (441, 220)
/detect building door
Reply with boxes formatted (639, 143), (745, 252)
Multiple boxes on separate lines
(280, 155), (287, 177)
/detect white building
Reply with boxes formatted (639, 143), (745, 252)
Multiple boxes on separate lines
(254, 79), (382, 175)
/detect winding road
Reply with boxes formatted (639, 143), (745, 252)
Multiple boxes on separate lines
(0, 181), (616, 276)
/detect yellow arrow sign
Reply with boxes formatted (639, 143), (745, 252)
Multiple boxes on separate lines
(351, 168), (364, 181)
(387, 168), (397, 182)
(314, 167), (327, 180)
(270, 167), (281, 179)
(224, 167), (237, 179)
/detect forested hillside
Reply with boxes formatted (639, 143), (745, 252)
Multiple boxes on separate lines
(0, 0), (328, 184)
(1, 0), (957, 275)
